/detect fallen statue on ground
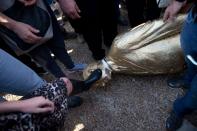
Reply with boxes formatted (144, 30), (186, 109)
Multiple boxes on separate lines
(83, 15), (186, 87)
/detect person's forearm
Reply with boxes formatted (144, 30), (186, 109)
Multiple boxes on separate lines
(0, 12), (17, 30)
(0, 101), (23, 113)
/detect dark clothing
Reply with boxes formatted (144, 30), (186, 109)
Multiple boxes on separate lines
(125, 0), (161, 28)
(0, 0), (75, 78)
(176, 0), (186, 2)
(28, 1), (75, 77)
(0, 0), (53, 55)
(176, 0), (197, 15)
(192, 2), (197, 22)
(69, 0), (118, 60)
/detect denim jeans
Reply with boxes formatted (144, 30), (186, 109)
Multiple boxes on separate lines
(173, 6), (197, 117)
(0, 49), (44, 99)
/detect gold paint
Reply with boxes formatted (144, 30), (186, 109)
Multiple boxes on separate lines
(83, 15), (186, 86)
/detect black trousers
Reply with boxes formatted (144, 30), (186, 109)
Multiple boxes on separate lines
(69, 0), (118, 60)
(125, 0), (161, 28)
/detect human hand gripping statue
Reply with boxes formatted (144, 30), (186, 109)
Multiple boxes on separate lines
(163, 0), (186, 22)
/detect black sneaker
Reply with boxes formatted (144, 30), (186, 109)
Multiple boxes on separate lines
(70, 69), (102, 95)
(166, 111), (183, 131)
(84, 69), (102, 90)
(167, 76), (188, 89)
(67, 96), (83, 108)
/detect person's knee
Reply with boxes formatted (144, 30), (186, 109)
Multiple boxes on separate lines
(60, 78), (73, 95)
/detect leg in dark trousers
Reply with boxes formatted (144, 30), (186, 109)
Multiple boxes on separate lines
(70, 0), (105, 60)
(46, 0), (86, 71)
(145, 0), (161, 20)
(126, 0), (161, 28)
(69, 0), (117, 60)
(82, 24), (105, 60)
(101, 0), (118, 47)
(47, 37), (75, 70)
(28, 44), (66, 78)
(45, 1), (75, 69)
(125, 0), (146, 28)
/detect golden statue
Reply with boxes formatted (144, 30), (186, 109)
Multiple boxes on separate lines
(83, 15), (186, 87)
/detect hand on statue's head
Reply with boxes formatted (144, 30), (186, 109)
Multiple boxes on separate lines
(18, 0), (37, 6)
(163, 1), (185, 22)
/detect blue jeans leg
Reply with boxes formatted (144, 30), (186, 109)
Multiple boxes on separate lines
(173, 8), (197, 117)
(174, 75), (197, 117)
(180, 9), (197, 87)
(0, 49), (44, 96)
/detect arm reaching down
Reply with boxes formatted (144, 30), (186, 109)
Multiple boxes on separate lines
(163, 0), (186, 22)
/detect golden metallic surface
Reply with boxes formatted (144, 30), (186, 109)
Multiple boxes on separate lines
(83, 15), (186, 86)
